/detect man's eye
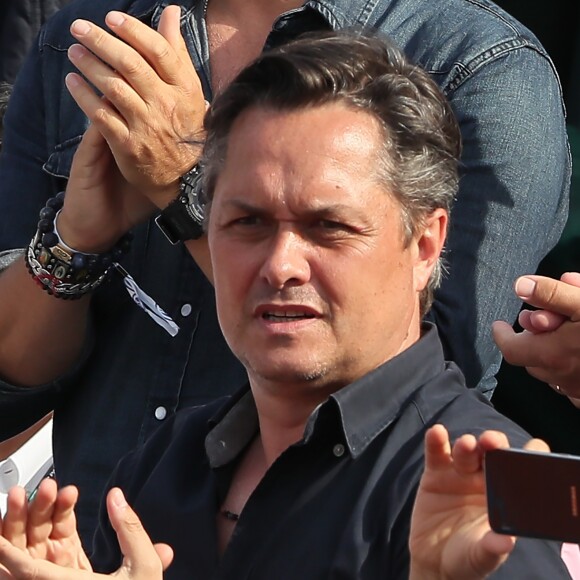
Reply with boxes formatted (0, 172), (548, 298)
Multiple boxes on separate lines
(232, 216), (261, 226)
(321, 220), (341, 229)
(316, 219), (349, 231)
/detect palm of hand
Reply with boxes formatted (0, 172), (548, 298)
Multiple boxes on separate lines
(410, 466), (491, 579)
(409, 426), (516, 580)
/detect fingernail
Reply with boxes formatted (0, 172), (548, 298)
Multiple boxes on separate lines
(515, 276), (536, 299)
(68, 44), (86, 60)
(65, 73), (81, 88)
(111, 488), (127, 508)
(71, 19), (91, 35)
(106, 11), (126, 27)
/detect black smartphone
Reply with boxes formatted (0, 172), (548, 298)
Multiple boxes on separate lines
(485, 447), (580, 543)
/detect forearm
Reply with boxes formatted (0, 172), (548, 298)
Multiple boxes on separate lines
(0, 258), (90, 386)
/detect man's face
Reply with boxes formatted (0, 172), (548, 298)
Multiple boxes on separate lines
(208, 103), (440, 394)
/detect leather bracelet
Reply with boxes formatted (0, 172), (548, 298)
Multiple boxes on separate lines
(25, 193), (132, 299)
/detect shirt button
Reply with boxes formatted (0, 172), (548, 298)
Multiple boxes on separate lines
(180, 303), (192, 317)
(154, 406), (167, 421)
(333, 443), (345, 457)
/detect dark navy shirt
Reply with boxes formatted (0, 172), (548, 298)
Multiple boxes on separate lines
(92, 325), (571, 579)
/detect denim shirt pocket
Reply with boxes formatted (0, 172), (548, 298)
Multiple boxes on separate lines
(43, 134), (83, 180)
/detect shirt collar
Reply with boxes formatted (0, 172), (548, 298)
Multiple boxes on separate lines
(328, 322), (447, 457)
(205, 323), (449, 467)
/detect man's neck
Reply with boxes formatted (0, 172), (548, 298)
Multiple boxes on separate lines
(206, 0), (305, 93)
(250, 380), (337, 466)
(209, 0), (305, 21)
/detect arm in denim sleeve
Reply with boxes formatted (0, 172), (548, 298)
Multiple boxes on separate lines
(426, 47), (570, 396)
(0, 33), (94, 424)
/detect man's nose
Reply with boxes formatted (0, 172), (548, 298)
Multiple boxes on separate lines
(259, 229), (311, 290)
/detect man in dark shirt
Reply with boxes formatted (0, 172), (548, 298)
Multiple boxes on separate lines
(0, 0), (570, 548)
(0, 32), (571, 580)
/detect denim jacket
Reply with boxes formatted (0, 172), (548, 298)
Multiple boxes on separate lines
(0, 0), (570, 547)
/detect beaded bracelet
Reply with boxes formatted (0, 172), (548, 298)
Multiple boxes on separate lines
(25, 192), (132, 300)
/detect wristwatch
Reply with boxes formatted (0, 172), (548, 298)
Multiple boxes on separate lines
(155, 165), (205, 244)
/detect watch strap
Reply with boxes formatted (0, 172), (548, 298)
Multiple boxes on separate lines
(155, 165), (205, 244)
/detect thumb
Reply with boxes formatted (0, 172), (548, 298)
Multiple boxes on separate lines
(106, 488), (173, 578)
(514, 276), (580, 321)
(470, 530), (516, 577)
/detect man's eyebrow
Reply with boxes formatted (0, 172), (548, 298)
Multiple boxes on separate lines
(221, 199), (361, 217)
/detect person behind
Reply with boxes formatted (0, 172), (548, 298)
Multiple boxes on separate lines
(0, 0), (73, 86)
(0, 0), (570, 547)
(493, 272), (580, 406)
(0, 32), (569, 579)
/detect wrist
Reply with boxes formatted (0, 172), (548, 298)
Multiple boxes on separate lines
(56, 209), (127, 254)
(155, 165), (205, 244)
(153, 180), (181, 211)
(27, 193), (132, 299)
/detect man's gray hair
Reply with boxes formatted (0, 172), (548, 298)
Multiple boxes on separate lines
(201, 31), (461, 315)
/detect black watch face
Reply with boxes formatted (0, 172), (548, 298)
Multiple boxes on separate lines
(181, 168), (204, 224)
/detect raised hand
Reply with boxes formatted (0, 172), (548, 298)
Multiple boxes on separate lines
(65, 6), (206, 210)
(408, 425), (549, 580)
(57, 123), (157, 253)
(0, 488), (172, 579)
(493, 273), (580, 404)
(0, 479), (90, 570)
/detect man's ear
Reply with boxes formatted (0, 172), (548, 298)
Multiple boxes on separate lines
(413, 208), (448, 292)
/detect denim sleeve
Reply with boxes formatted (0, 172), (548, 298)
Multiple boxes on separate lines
(0, 37), (86, 436)
(426, 47), (571, 396)
(0, 36), (62, 251)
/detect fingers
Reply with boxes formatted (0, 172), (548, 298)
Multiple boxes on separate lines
(450, 430), (509, 477)
(65, 72), (129, 143)
(518, 308), (566, 333)
(476, 430), (511, 453)
(106, 10), (195, 87)
(423, 425), (452, 471)
(106, 488), (173, 576)
(492, 321), (524, 364)
(523, 438), (550, 453)
(69, 10), (197, 99)
(25, 479), (58, 547)
(450, 433), (480, 474)
(3, 487), (28, 549)
(157, 6), (193, 75)
(492, 321), (553, 369)
(70, 17), (155, 100)
(560, 272), (580, 287)
(514, 275), (580, 321)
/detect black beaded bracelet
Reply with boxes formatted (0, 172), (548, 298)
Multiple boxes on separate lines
(26, 192), (132, 299)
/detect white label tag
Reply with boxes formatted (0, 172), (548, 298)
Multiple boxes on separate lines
(114, 263), (180, 337)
